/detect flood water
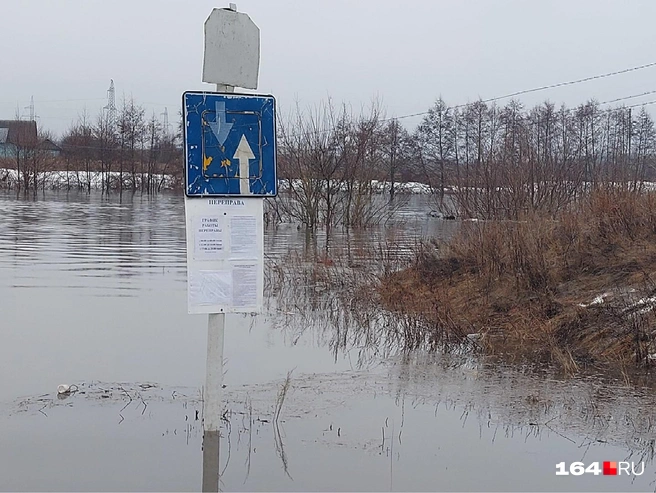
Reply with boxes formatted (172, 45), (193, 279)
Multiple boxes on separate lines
(1, 190), (656, 492)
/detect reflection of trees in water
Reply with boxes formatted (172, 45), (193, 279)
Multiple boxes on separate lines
(265, 235), (656, 465)
(218, 365), (656, 485)
(389, 352), (656, 464)
(1, 191), (187, 283)
(265, 236), (475, 366)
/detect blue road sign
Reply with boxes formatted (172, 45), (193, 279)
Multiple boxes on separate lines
(183, 91), (277, 197)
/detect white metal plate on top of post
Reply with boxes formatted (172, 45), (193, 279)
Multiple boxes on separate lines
(185, 197), (264, 314)
(202, 8), (260, 89)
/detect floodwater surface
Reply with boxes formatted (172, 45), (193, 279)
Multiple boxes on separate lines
(1, 191), (655, 492)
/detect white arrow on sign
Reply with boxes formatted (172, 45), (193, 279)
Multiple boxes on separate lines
(209, 101), (233, 147)
(233, 134), (255, 194)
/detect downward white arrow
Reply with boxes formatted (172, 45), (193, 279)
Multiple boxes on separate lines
(233, 134), (255, 194)
(209, 101), (233, 147)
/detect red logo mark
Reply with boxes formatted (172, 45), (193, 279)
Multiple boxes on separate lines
(603, 462), (617, 476)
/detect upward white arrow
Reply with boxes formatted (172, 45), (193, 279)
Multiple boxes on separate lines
(233, 134), (255, 194)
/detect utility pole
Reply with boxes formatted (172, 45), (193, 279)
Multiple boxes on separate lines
(161, 107), (169, 136)
(24, 96), (36, 121)
(104, 79), (117, 132)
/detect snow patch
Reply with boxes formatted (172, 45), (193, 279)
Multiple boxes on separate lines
(578, 292), (613, 308)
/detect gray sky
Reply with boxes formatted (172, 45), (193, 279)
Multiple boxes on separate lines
(2, 0), (656, 137)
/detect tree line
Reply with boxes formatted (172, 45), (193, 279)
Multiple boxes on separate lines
(0, 97), (182, 195)
(275, 97), (656, 227)
(274, 99), (411, 229)
(60, 97), (182, 194)
(414, 98), (656, 219)
(3, 93), (655, 223)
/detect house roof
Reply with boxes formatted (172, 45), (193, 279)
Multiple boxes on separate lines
(37, 138), (62, 152)
(0, 120), (38, 146)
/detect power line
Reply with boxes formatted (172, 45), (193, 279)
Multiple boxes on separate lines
(151, 61), (656, 123)
(391, 60), (656, 121)
(8, 61), (656, 137)
(479, 61), (656, 104)
(628, 99), (656, 109)
(601, 90), (656, 105)
(0, 98), (105, 105)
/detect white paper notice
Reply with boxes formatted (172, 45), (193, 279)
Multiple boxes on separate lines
(194, 216), (225, 260)
(230, 215), (257, 259)
(232, 264), (258, 307)
(188, 270), (232, 306)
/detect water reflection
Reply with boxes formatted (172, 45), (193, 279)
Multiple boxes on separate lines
(2, 190), (656, 491)
(5, 365), (656, 491)
(202, 431), (220, 492)
(215, 363), (656, 491)
(0, 191), (187, 295)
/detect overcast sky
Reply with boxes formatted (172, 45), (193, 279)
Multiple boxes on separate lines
(2, 0), (656, 137)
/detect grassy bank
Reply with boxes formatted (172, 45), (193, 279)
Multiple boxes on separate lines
(380, 188), (656, 373)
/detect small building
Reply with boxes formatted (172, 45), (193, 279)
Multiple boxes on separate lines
(0, 120), (38, 159)
(37, 138), (62, 157)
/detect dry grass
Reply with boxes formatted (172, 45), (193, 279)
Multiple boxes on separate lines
(380, 188), (656, 371)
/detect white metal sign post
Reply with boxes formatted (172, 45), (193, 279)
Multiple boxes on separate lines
(184, 5), (273, 492)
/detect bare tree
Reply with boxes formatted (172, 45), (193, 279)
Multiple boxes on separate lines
(60, 111), (95, 192)
(94, 109), (117, 194)
(415, 98), (456, 211)
(118, 97), (146, 194)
